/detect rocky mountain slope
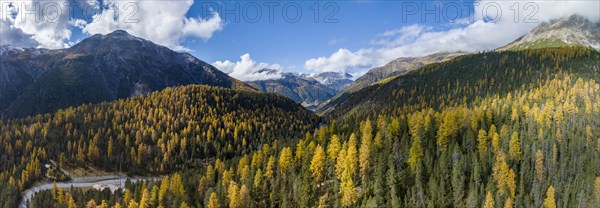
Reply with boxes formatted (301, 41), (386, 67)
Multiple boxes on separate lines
(309, 72), (354, 92)
(0, 30), (253, 119)
(498, 14), (600, 51)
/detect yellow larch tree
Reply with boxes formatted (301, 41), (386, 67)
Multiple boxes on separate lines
(310, 145), (326, 183)
(543, 186), (556, 208)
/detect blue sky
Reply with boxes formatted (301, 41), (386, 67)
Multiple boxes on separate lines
(183, 1), (471, 70)
(2, 0), (599, 80)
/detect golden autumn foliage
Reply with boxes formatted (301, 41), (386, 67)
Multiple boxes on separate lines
(543, 186), (556, 208)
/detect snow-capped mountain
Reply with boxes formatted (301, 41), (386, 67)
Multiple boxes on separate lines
(307, 72), (354, 92)
(246, 71), (354, 111)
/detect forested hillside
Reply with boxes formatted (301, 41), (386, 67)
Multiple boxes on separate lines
(22, 46), (600, 208)
(324, 47), (599, 124)
(0, 85), (319, 208)
(318, 52), (465, 114)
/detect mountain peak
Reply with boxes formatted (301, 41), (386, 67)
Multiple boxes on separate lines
(499, 15), (600, 51)
(69, 30), (161, 55)
(110, 29), (131, 35)
(103, 30), (144, 41)
(85, 30), (144, 42)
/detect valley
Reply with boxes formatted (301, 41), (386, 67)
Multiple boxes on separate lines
(0, 12), (599, 208)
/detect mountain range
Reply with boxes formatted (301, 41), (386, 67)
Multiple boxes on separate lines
(3, 15), (597, 119)
(245, 52), (464, 111)
(247, 70), (353, 110)
(317, 51), (466, 114)
(318, 14), (600, 116)
(0, 30), (253, 119)
(1, 13), (600, 208)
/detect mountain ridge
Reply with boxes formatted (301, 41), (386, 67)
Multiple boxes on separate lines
(498, 14), (600, 51)
(317, 51), (465, 114)
(247, 71), (353, 110)
(0, 30), (254, 119)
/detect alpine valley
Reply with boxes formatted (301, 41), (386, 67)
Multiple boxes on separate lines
(0, 14), (599, 208)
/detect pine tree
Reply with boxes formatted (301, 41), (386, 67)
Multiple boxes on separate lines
(228, 182), (240, 208)
(327, 135), (341, 162)
(170, 173), (186, 197)
(279, 147), (293, 174)
(491, 131), (500, 153)
(477, 129), (488, 155)
(239, 185), (250, 208)
(317, 194), (329, 208)
(535, 150), (546, 182)
(139, 188), (149, 208)
(65, 192), (77, 208)
(346, 134), (358, 177)
(509, 132), (521, 161)
(451, 151), (465, 207)
(85, 199), (97, 208)
(310, 145), (326, 183)
(504, 196), (514, 208)
(254, 168), (264, 189)
(543, 186), (556, 208)
(335, 144), (347, 180)
(359, 126), (372, 184)
(207, 192), (220, 208)
(127, 200), (139, 208)
(159, 176), (169, 204)
(150, 185), (159, 207)
(408, 136), (423, 172)
(437, 112), (458, 151)
(264, 156), (275, 180)
(483, 191), (494, 208)
(124, 189), (132, 207)
(340, 165), (356, 207)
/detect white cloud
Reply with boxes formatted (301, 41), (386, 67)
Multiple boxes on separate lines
(304, 0), (600, 74)
(304, 48), (374, 73)
(0, 18), (38, 47)
(2, 0), (75, 48)
(371, 24), (431, 47)
(1, 0), (222, 50)
(83, 0), (223, 51)
(212, 53), (284, 81)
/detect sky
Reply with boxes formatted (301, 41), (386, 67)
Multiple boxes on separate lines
(1, 0), (599, 81)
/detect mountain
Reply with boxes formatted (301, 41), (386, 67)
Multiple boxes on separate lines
(247, 71), (353, 111)
(317, 51), (465, 114)
(323, 47), (599, 121)
(5, 15), (600, 208)
(308, 71), (354, 92)
(247, 72), (337, 110)
(498, 15), (600, 51)
(0, 30), (253, 119)
(28, 47), (598, 208)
